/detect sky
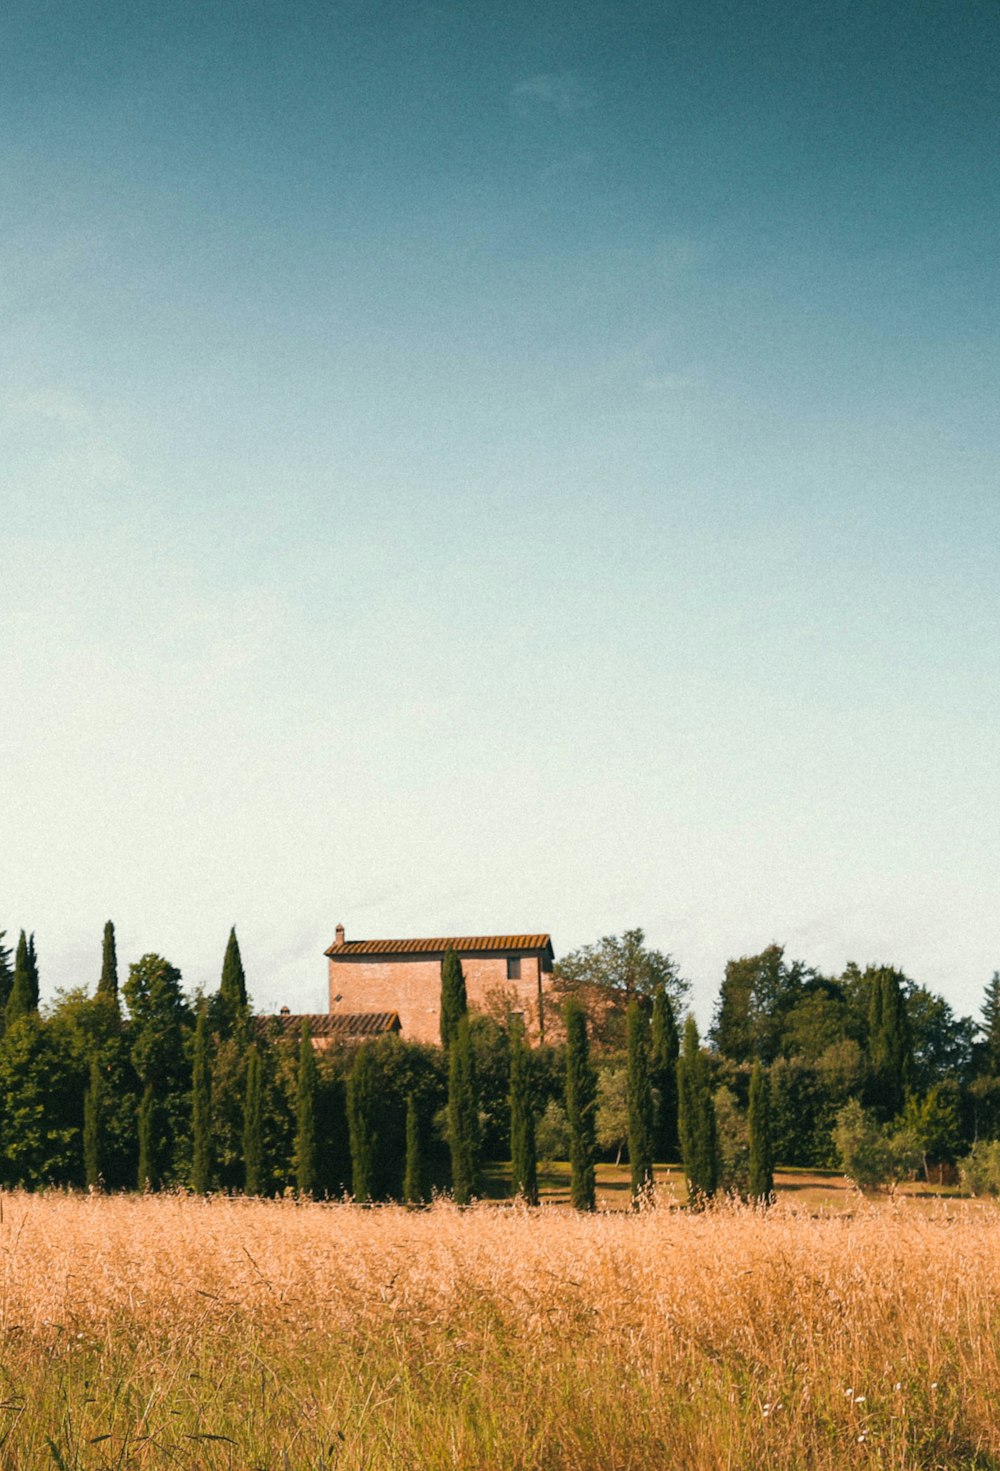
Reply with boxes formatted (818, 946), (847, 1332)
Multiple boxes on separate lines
(2, 0), (998, 1027)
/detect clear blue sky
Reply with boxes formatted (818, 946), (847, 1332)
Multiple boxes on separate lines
(2, 0), (998, 1025)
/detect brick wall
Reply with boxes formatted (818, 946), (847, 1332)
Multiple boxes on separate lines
(328, 950), (549, 1044)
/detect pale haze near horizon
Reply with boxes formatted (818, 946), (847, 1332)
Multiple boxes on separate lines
(2, 0), (998, 1029)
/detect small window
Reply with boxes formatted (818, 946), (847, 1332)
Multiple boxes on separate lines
(507, 956), (521, 980)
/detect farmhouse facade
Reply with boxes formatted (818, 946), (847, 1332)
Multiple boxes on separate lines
(325, 926), (555, 1044)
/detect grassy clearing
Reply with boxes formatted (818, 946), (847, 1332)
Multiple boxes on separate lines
(0, 1191), (997, 1469)
(483, 1162), (965, 1211)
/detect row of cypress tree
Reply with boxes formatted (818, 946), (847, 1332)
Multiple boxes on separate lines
(0, 926), (786, 1205)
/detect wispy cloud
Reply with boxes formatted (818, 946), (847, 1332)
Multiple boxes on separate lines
(511, 72), (592, 118)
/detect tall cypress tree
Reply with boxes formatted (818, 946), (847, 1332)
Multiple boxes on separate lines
(97, 921), (119, 1008)
(6, 932), (36, 1024)
(191, 1005), (212, 1193)
(650, 984), (680, 1162)
(868, 968), (911, 1121)
(747, 1060), (774, 1204)
(25, 935), (39, 1011)
(982, 972), (1000, 1076)
(348, 1041), (379, 1202)
(0, 930), (11, 1016)
(243, 1043), (264, 1195)
(626, 1001), (655, 1204)
(83, 1055), (104, 1189)
(218, 927), (248, 1038)
(448, 1015), (479, 1204)
(564, 998), (597, 1211)
(403, 1093), (423, 1206)
(509, 1018), (538, 1204)
(295, 1022), (317, 1197)
(125, 954), (192, 1187)
(440, 948), (467, 1051)
(137, 1082), (157, 1190)
(677, 1015), (717, 1202)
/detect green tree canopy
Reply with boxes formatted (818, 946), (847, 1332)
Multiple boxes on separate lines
(551, 929), (687, 1050)
(712, 945), (815, 1065)
(6, 931), (39, 1025)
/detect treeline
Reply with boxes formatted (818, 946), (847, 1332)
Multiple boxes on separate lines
(0, 922), (997, 1201)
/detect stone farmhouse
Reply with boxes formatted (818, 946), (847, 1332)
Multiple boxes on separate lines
(324, 926), (555, 1045)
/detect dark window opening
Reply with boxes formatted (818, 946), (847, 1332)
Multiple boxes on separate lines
(507, 956), (521, 980)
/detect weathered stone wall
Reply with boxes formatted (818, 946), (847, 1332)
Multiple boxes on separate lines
(328, 951), (548, 1044)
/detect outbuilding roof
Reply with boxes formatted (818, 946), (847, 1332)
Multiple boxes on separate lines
(324, 933), (553, 957)
(256, 1011), (401, 1041)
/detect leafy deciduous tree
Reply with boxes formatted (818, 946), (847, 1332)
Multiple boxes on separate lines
(552, 929), (687, 1050)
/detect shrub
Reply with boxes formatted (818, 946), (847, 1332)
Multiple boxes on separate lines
(833, 1098), (920, 1192)
(959, 1140), (1000, 1196)
(536, 1099), (570, 1164)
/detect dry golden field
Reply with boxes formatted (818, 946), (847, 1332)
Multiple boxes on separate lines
(0, 1191), (997, 1470)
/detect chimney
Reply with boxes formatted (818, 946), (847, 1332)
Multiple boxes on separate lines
(335, 923), (345, 945)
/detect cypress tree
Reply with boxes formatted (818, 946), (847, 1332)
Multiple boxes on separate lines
(295, 1022), (317, 1197)
(403, 1093), (423, 1206)
(440, 948), (467, 1051)
(137, 1082), (156, 1190)
(0, 930), (12, 1016)
(868, 968), (911, 1121)
(509, 1018), (538, 1204)
(243, 1043), (264, 1195)
(564, 998), (597, 1211)
(626, 1001), (655, 1204)
(650, 983), (680, 1161)
(218, 927), (248, 1038)
(747, 1060), (774, 1204)
(982, 972), (1000, 1076)
(677, 1015), (718, 1202)
(6, 932), (36, 1024)
(97, 921), (119, 1008)
(191, 1005), (212, 1193)
(83, 1055), (104, 1189)
(348, 1041), (379, 1202)
(448, 1014), (480, 1204)
(25, 934), (39, 1011)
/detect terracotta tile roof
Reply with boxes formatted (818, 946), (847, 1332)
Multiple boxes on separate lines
(255, 1012), (401, 1041)
(325, 933), (553, 958)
